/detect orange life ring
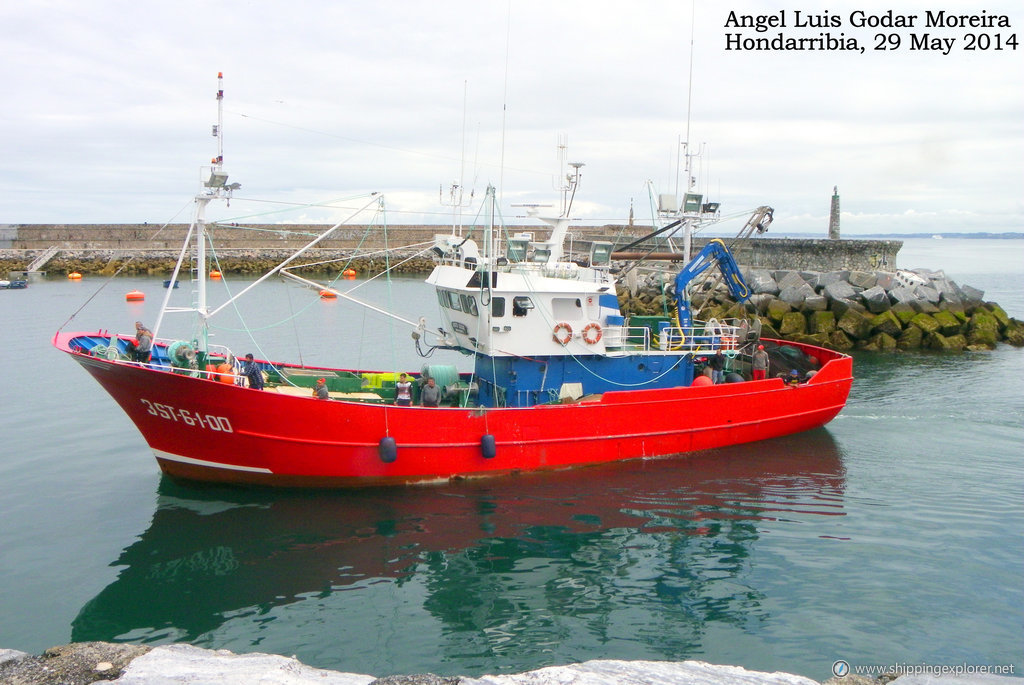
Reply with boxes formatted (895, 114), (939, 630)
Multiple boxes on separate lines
(552, 322), (573, 345)
(582, 322), (602, 344)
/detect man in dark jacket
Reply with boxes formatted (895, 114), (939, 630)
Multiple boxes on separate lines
(242, 353), (264, 390)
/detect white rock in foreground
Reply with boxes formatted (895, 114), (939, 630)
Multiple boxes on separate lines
(103, 645), (1024, 685)
(114, 644), (374, 684)
(461, 660), (819, 685)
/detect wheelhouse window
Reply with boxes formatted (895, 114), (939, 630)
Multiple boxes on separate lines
(491, 297), (506, 318)
(436, 289), (479, 316)
(512, 296), (534, 317)
(460, 294), (479, 316)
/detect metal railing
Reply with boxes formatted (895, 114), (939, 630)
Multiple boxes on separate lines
(602, 319), (748, 356)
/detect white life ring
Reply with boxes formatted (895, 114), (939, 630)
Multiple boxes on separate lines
(582, 322), (602, 344)
(552, 322), (573, 345)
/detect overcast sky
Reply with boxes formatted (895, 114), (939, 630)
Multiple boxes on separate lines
(2, 0), (1022, 235)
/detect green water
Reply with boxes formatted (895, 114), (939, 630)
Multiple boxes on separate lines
(0, 239), (1021, 679)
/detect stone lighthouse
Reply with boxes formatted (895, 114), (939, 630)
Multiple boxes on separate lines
(828, 186), (841, 239)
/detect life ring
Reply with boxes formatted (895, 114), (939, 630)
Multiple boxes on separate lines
(552, 322), (573, 345)
(582, 322), (602, 344)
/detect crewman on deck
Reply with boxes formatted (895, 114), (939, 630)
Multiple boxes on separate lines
(129, 321), (153, 362)
(420, 377), (440, 407)
(751, 344), (769, 381)
(395, 373), (413, 406)
(242, 353), (264, 390)
(314, 377), (330, 400)
(709, 349), (726, 384)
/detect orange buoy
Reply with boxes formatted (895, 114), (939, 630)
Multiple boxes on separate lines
(68, 272), (82, 280)
(319, 289), (337, 299)
(125, 290), (145, 302)
(210, 270), (222, 280)
(343, 268), (356, 279)
(216, 362), (234, 384)
(691, 375), (714, 387)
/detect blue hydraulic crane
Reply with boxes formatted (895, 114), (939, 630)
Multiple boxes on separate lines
(673, 239), (751, 328)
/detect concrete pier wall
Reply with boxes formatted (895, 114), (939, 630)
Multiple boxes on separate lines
(1, 224), (901, 274)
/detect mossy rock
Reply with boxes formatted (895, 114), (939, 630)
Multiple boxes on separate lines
(927, 332), (968, 352)
(967, 310), (1000, 346)
(987, 303), (1011, 330)
(869, 331), (899, 351)
(766, 299), (792, 325)
(944, 334), (968, 351)
(870, 310), (904, 338)
(724, 302), (749, 319)
(799, 332), (832, 347)
(704, 304), (729, 321)
(779, 311), (807, 336)
(966, 328), (999, 347)
(909, 312), (941, 335)
(1004, 321), (1024, 347)
(808, 310), (837, 335)
(837, 310), (872, 340)
(758, 318), (781, 339)
(932, 309), (963, 336)
(891, 302), (917, 325)
(827, 330), (855, 350)
(897, 325), (924, 350)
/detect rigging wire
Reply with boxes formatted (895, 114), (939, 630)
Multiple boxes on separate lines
(285, 278), (305, 368)
(56, 200), (193, 333)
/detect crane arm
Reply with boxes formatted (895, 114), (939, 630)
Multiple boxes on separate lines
(673, 239), (750, 328)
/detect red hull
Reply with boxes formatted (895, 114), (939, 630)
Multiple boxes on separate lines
(55, 332), (852, 487)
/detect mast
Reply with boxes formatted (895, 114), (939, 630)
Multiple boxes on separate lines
(155, 72), (239, 354)
(525, 139), (582, 267)
(681, 4), (697, 262)
(197, 72), (227, 344)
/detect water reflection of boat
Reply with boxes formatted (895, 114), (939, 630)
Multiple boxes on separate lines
(72, 430), (845, 650)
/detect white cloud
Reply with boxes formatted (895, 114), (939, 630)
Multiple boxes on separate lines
(0, 0), (1021, 235)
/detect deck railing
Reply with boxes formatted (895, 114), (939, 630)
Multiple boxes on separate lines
(603, 319), (749, 356)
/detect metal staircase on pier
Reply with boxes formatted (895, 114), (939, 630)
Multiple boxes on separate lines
(26, 245), (61, 272)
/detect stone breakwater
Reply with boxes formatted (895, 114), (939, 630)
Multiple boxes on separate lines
(3, 248), (1020, 352)
(0, 248), (435, 277)
(617, 267), (1024, 352)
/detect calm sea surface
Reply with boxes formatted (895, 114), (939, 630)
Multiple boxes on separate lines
(1, 238), (1021, 679)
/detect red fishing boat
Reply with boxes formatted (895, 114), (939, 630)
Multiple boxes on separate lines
(53, 75), (852, 487)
